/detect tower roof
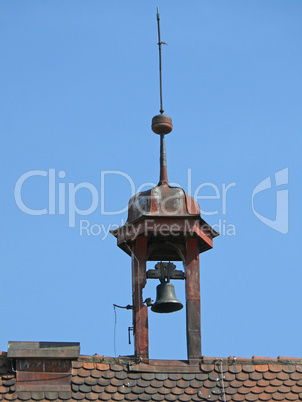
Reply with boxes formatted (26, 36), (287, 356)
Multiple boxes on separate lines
(127, 182), (201, 224)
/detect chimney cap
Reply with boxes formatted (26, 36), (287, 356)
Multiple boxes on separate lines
(7, 341), (80, 359)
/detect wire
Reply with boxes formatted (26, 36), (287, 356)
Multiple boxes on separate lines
(113, 305), (117, 357)
(220, 359), (227, 402)
(124, 242), (141, 357)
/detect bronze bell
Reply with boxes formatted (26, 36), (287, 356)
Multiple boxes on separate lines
(151, 282), (183, 313)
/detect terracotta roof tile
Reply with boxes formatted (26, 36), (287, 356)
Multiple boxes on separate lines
(290, 371), (302, 380)
(165, 394), (178, 401)
(96, 363), (110, 371)
(277, 371), (290, 380)
(195, 372), (208, 381)
(82, 362), (95, 370)
(97, 377), (111, 386)
(90, 369), (102, 378)
(128, 372), (141, 380)
(249, 385), (263, 394)
(257, 378), (270, 387)
(237, 386), (251, 394)
(86, 392), (98, 400)
(72, 392), (86, 400)
(171, 387), (184, 395)
(117, 384), (131, 394)
(17, 391), (32, 400)
(229, 364), (242, 373)
(31, 391), (45, 400)
(182, 373), (195, 381)
(112, 391), (125, 401)
(125, 393), (139, 401)
(45, 391), (59, 400)
(249, 371), (262, 381)
(263, 371), (277, 380)
(157, 387), (171, 395)
(291, 385), (302, 394)
(258, 392), (272, 400)
(278, 385), (291, 393)
(242, 365), (255, 373)
(144, 386), (157, 395)
(255, 364), (269, 372)
(224, 371), (236, 381)
(99, 391), (112, 400)
(286, 393), (299, 400)
(269, 364), (283, 373)
(85, 377), (98, 386)
(178, 393), (191, 401)
(137, 378), (151, 388)
(76, 368), (90, 378)
(150, 393), (165, 401)
(0, 386), (8, 393)
(59, 391), (72, 400)
(232, 392), (246, 401)
(79, 384), (91, 393)
(102, 369), (115, 379)
(115, 370), (128, 380)
(131, 385), (145, 394)
(150, 379), (164, 388)
(272, 391), (287, 400)
(110, 377), (123, 387)
(72, 376), (84, 385)
(283, 379), (296, 387)
(283, 365), (296, 373)
(138, 393), (152, 401)
(271, 378), (283, 387)
(245, 393), (258, 401)
(200, 364), (214, 372)
(168, 373), (182, 381)
(110, 364), (124, 372)
(236, 371), (249, 381)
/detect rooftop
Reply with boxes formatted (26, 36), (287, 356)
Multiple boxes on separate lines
(1, 350), (302, 401)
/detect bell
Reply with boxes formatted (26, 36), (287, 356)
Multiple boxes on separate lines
(151, 282), (183, 313)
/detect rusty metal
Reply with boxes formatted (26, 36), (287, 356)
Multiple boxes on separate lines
(112, 216), (217, 260)
(131, 236), (149, 361)
(152, 114), (173, 134)
(157, 7), (165, 114)
(124, 183), (202, 224)
(147, 262), (185, 280)
(186, 238), (201, 359)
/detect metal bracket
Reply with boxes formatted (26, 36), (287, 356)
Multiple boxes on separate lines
(147, 262), (185, 283)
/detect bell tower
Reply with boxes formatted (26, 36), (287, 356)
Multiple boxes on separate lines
(111, 9), (218, 362)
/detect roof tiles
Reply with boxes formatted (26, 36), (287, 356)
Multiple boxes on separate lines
(0, 354), (301, 401)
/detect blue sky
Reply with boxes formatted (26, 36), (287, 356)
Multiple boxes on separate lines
(1, 1), (301, 360)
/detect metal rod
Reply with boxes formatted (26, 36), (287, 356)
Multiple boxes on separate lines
(157, 7), (164, 114)
(159, 134), (168, 184)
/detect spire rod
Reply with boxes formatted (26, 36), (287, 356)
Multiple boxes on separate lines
(157, 7), (165, 114)
(151, 8), (173, 186)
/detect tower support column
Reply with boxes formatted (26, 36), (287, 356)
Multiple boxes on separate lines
(132, 235), (149, 361)
(185, 237), (201, 360)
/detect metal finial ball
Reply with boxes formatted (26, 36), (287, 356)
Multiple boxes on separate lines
(152, 114), (173, 135)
